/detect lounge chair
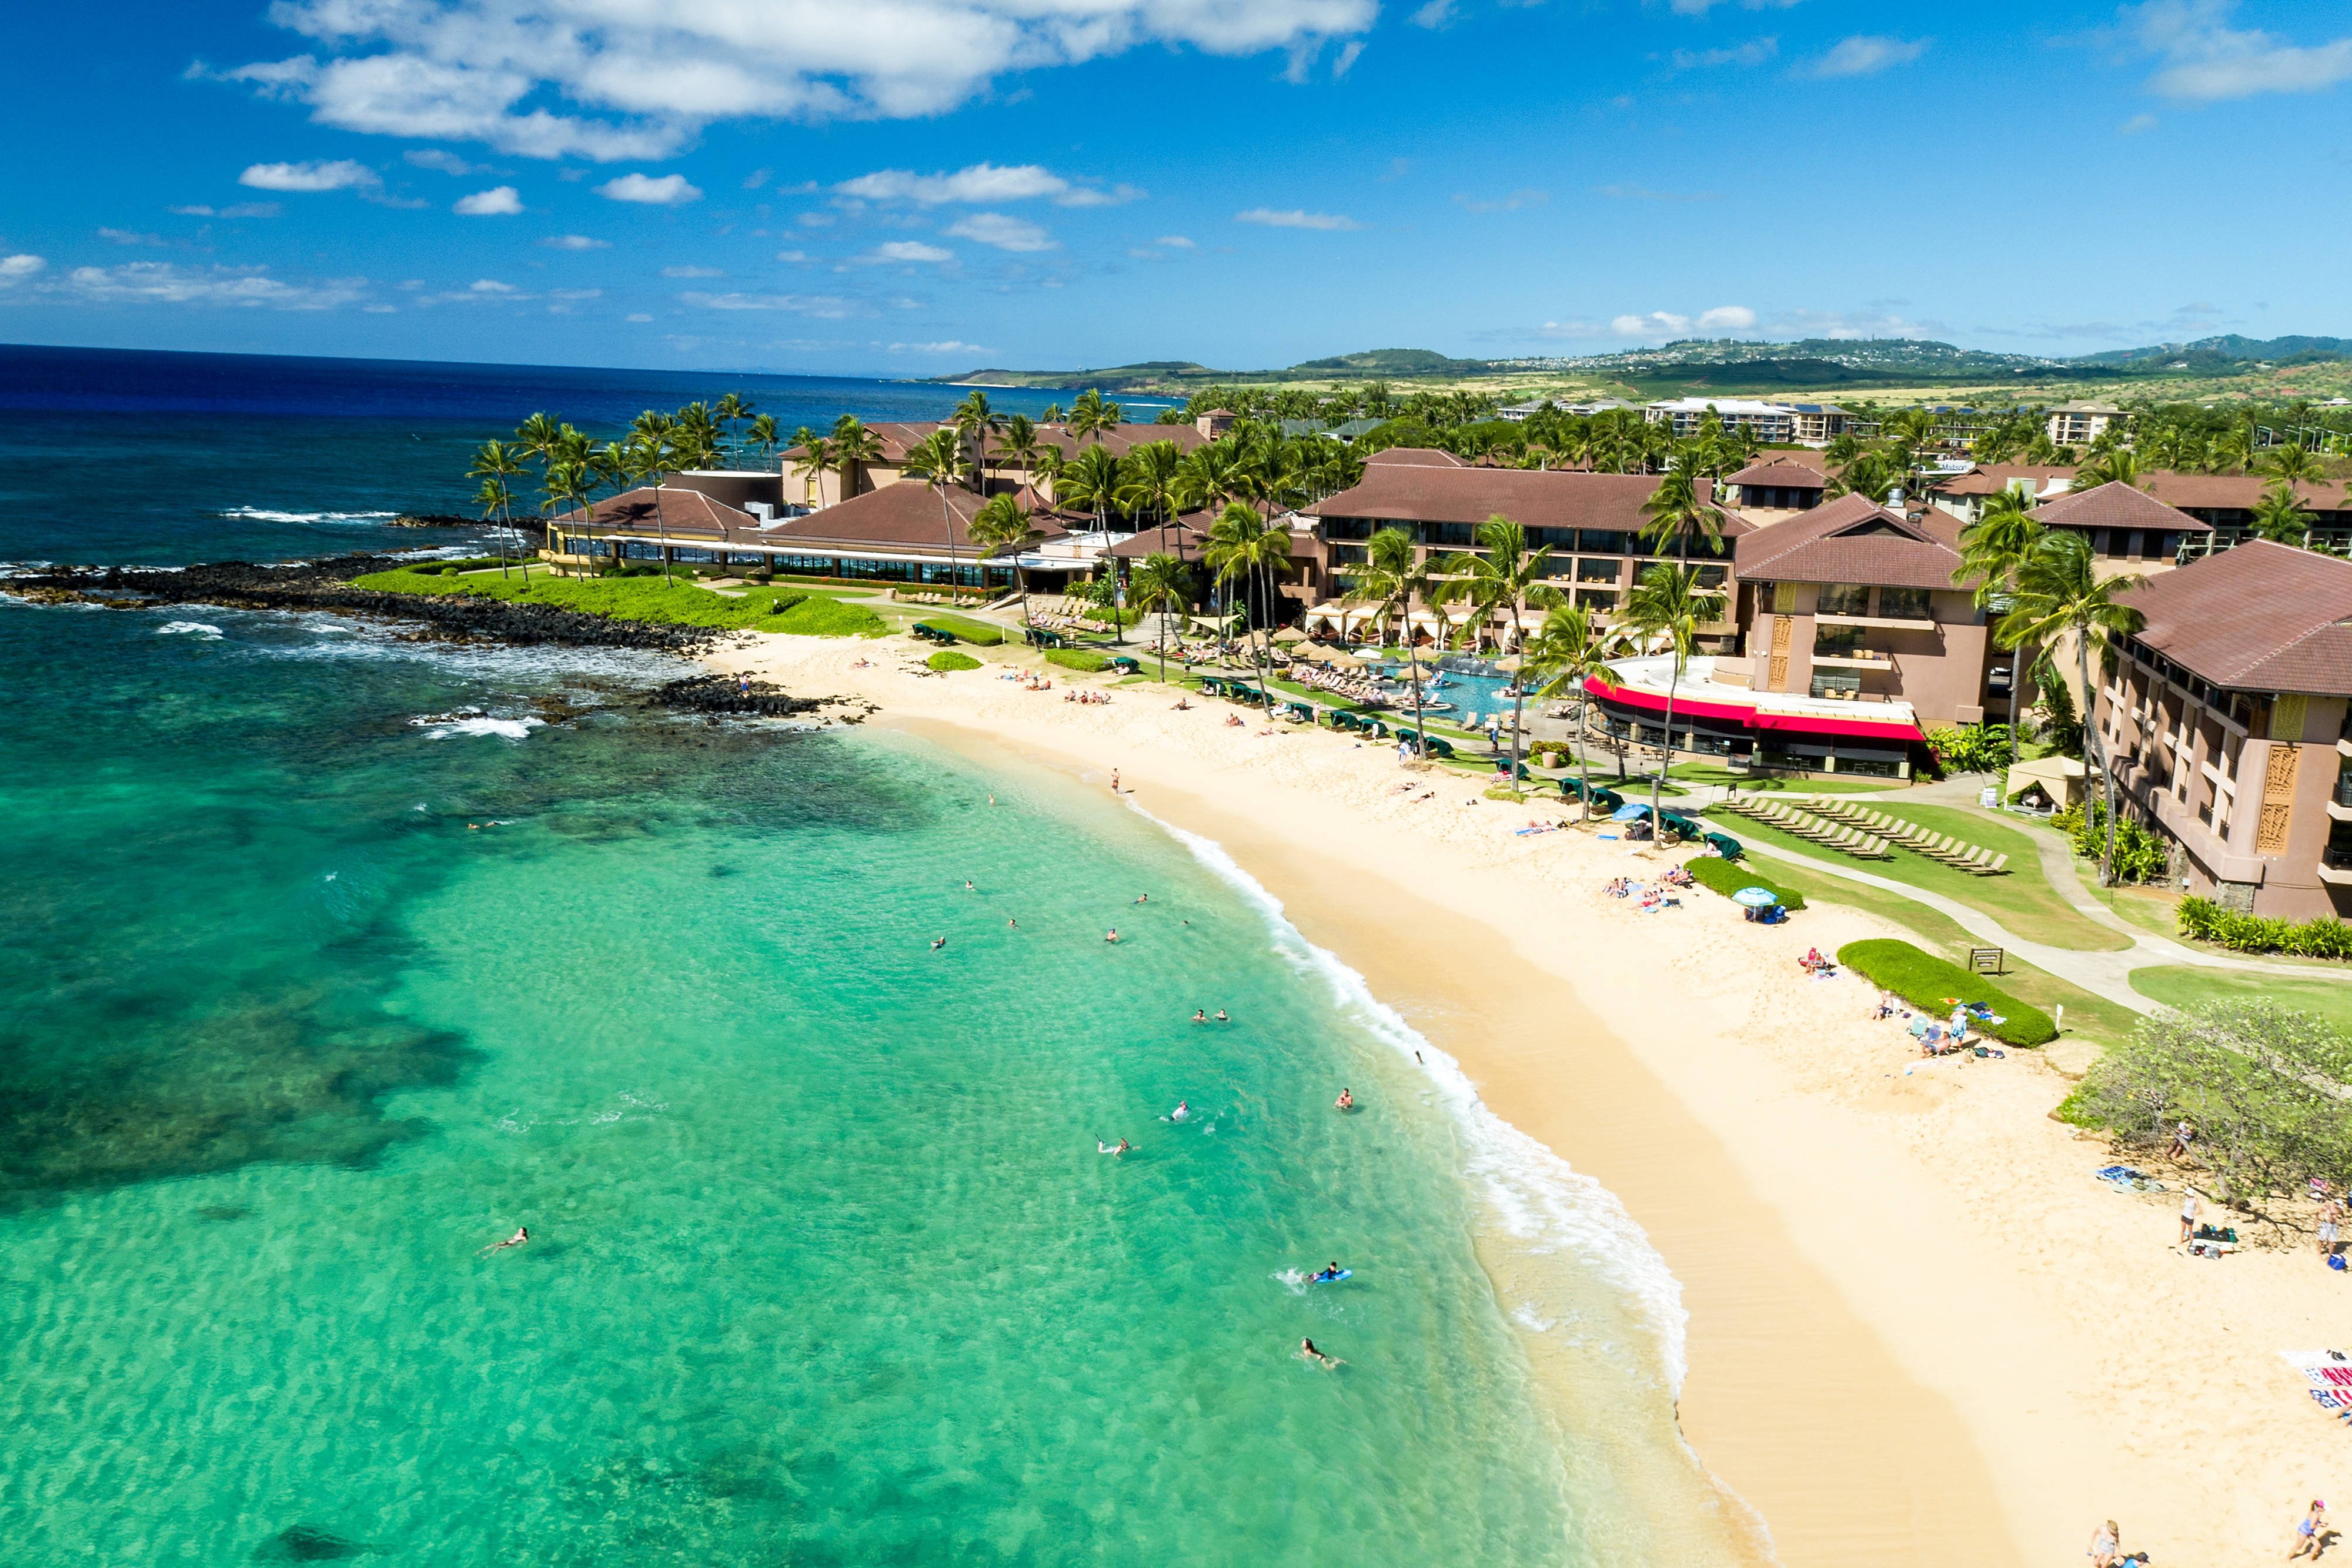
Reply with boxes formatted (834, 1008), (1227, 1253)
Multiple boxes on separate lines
(1976, 852), (2009, 875)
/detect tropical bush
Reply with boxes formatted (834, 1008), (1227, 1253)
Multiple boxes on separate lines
(1925, 723), (2013, 775)
(2176, 897), (2352, 959)
(1686, 857), (1807, 912)
(918, 613), (1005, 647)
(1834, 939), (2057, 1046)
(2050, 799), (2171, 884)
(927, 650), (982, 672)
(2059, 1000), (2352, 1202)
(1045, 648), (1111, 673)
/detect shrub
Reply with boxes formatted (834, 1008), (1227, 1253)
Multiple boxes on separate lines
(1686, 857), (1807, 912)
(920, 613), (1005, 647)
(1045, 648), (1110, 673)
(1926, 723), (2013, 775)
(2062, 999), (2352, 1200)
(927, 649), (982, 672)
(2050, 799), (2170, 885)
(2177, 897), (2352, 959)
(1834, 938), (2057, 1046)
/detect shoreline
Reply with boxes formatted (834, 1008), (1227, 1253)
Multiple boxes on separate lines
(711, 631), (2352, 1567)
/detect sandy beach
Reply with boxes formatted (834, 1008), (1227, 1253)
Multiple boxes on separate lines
(713, 631), (2349, 1567)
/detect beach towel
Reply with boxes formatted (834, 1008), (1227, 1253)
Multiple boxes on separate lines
(2284, 1352), (2352, 1413)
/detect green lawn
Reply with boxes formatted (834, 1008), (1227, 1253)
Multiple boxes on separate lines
(1670, 763), (1903, 794)
(1719, 801), (2130, 952)
(908, 612), (1007, 646)
(2129, 965), (2352, 1029)
(349, 564), (886, 635)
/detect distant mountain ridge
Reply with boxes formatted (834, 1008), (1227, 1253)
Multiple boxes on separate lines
(936, 333), (2352, 395)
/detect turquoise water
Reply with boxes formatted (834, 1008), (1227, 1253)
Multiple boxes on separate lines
(0, 601), (1616, 1565)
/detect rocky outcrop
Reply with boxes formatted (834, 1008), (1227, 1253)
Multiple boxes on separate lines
(649, 674), (874, 721)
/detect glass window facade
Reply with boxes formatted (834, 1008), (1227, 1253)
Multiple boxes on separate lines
(1878, 586), (1931, 621)
(1818, 583), (1871, 616)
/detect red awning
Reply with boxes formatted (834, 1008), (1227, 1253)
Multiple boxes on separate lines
(1584, 676), (1926, 744)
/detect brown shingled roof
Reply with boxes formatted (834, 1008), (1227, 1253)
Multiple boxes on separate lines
(1929, 464), (2076, 499)
(2139, 472), (2343, 513)
(1364, 446), (1468, 469)
(555, 486), (757, 536)
(1306, 466), (1749, 537)
(1733, 492), (1971, 590)
(1727, 459), (1828, 489)
(765, 484), (1074, 556)
(2119, 539), (2352, 696)
(2030, 482), (2204, 533)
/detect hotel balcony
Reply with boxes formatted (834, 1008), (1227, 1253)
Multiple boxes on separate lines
(1815, 611), (1939, 633)
(2321, 844), (2352, 885)
(1810, 648), (1896, 670)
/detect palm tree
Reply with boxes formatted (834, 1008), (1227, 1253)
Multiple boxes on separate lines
(1117, 439), (1187, 553)
(1623, 562), (1728, 833)
(1127, 551), (1192, 681)
(2263, 443), (2326, 489)
(998, 414), (1043, 506)
(467, 438), (528, 579)
(514, 412), (564, 494)
(1067, 388), (1121, 444)
(1040, 402), (1065, 424)
(953, 390), (1004, 491)
(714, 392), (750, 462)
(969, 492), (1043, 615)
(900, 427), (971, 594)
(795, 433), (834, 507)
(2074, 448), (2141, 490)
(1175, 440), (1246, 560)
(1637, 463), (1728, 561)
(1435, 516), (1560, 779)
(543, 460), (589, 577)
(2251, 479), (2317, 544)
(1521, 604), (1613, 821)
(1204, 501), (1295, 695)
(1995, 529), (2146, 884)
(1055, 442), (1125, 547)
(830, 415), (884, 498)
(747, 413), (779, 469)
(1344, 524), (1441, 754)
(1953, 488), (2045, 771)
(621, 433), (674, 581)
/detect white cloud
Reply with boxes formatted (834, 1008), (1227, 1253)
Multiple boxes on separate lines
(662, 265), (724, 277)
(550, 287), (601, 299)
(774, 249), (810, 262)
(1235, 207), (1361, 230)
(1332, 40), (1365, 76)
(224, 0), (1374, 159)
(598, 172), (701, 205)
(1155, 235), (1196, 249)
(1609, 306), (1755, 337)
(945, 212), (1055, 251)
(170, 201), (282, 218)
(1805, 35), (1929, 78)
(63, 261), (364, 309)
(539, 233), (609, 248)
(1671, 38), (1778, 69)
(680, 290), (855, 317)
(890, 340), (987, 354)
(871, 240), (954, 263)
(834, 162), (1138, 208)
(99, 228), (168, 246)
(626, 312), (653, 322)
(1410, 0), (1452, 26)
(2131, 0), (2352, 100)
(1669, 0), (1800, 12)
(239, 158), (379, 192)
(454, 185), (523, 215)
(1595, 183), (1723, 202)
(471, 279), (515, 293)
(1452, 189), (1548, 214)
(2120, 111), (2160, 133)
(405, 148), (485, 175)
(0, 254), (46, 285)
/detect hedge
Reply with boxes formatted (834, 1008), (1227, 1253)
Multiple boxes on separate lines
(1835, 939), (2057, 1047)
(1686, 856), (1808, 912)
(918, 613), (1005, 647)
(2177, 896), (2352, 959)
(927, 649), (983, 671)
(1045, 648), (1111, 673)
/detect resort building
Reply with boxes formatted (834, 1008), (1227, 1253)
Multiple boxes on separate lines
(1724, 456), (1830, 520)
(1643, 398), (1799, 444)
(1786, 403), (1856, 445)
(2093, 540), (2352, 918)
(1582, 653), (1932, 778)
(779, 420), (1210, 510)
(2027, 482), (2210, 577)
(1729, 493), (2008, 728)
(2044, 401), (2127, 447)
(1298, 453), (1746, 646)
(1926, 464), (2077, 524)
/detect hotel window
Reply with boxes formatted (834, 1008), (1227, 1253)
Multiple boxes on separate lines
(1575, 558), (1619, 583)
(1815, 623), (1866, 656)
(1578, 529), (1626, 554)
(1695, 564), (1728, 589)
(1878, 587), (1931, 621)
(1321, 518), (1374, 541)
(1329, 544), (1368, 566)
(1574, 589), (1618, 611)
(1810, 671), (1863, 699)
(1818, 583), (1872, 616)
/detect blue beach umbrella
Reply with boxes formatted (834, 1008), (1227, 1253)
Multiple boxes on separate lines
(1610, 803), (1648, 823)
(1731, 887), (1779, 908)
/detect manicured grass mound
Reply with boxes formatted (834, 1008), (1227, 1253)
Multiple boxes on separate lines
(927, 649), (983, 671)
(1685, 857), (1808, 912)
(1835, 938), (2057, 1046)
(349, 565), (887, 636)
(1045, 648), (1110, 673)
(918, 613), (1005, 647)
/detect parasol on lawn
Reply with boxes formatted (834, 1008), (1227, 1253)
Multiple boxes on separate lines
(1732, 887), (1780, 908)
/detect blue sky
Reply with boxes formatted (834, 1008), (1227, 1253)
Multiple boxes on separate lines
(2, 0), (2350, 375)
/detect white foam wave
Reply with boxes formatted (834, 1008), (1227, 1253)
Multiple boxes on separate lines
(218, 507), (399, 524)
(1136, 803), (1694, 1392)
(156, 621), (223, 638)
(412, 713), (544, 741)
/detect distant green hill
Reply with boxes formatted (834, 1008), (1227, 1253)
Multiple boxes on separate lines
(933, 348), (1483, 390)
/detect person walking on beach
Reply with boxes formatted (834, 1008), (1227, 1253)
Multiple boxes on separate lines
(2290, 1499), (2330, 1560)
(1109, 768), (1121, 793)
(477, 1226), (529, 1256)
(2171, 1120), (2197, 1161)
(2087, 1519), (2121, 1567)
(2321, 1195), (2345, 1262)
(2180, 1189), (2202, 1245)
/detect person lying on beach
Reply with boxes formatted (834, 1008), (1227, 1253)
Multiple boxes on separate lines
(1097, 1138), (1130, 1157)
(1299, 1337), (1342, 1369)
(1173, 697), (1191, 710)
(477, 1226), (529, 1255)
(1310, 1262), (1346, 1283)
(1225, 714), (1245, 727)
(1335, 1088), (1354, 1112)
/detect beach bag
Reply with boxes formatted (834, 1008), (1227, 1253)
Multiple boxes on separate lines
(2331, 1255), (2346, 1272)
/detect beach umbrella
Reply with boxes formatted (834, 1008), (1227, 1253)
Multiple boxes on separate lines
(1610, 803), (1649, 823)
(1272, 627), (1309, 644)
(1491, 655), (1524, 673)
(1731, 887), (1780, 908)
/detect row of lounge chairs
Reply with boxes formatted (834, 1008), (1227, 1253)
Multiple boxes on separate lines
(1798, 800), (2011, 875)
(1713, 797), (1894, 860)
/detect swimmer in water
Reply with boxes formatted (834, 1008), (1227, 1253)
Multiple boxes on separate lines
(1171, 1100), (1190, 1121)
(1214, 1008), (1228, 1022)
(1299, 1337), (1341, 1369)
(1104, 928), (1120, 944)
(1311, 1261), (1344, 1283)
(1192, 1009), (1207, 1023)
(1335, 1088), (1354, 1112)
(931, 937), (947, 951)
(477, 1226), (529, 1255)
(1008, 918), (1019, 930)
(1134, 893), (1148, 904)
(964, 880), (975, 892)
(1097, 1138), (1130, 1156)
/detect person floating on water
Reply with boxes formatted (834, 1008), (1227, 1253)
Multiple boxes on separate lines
(1299, 1337), (1342, 1369)
(1104, 928), (1120, 944)
(1192, 1009), (1208, 1024)
(477, 1226), (529, 1256)
(1311, 1261), (1345, 1283)
(1134, 893), (1149, 905)
(1171, 1100), (1190, 1122)
(964, 880), (975, 892)
(931, 937), (947, 951)
(1335, 1088), (1355, 1112)
(1008, 918), (1020, 930)
(1213, 1008), (1228, 1022)
(1097, 1138), (1130, 1157)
